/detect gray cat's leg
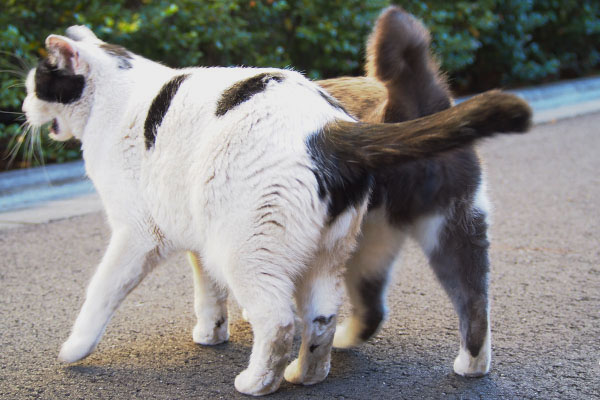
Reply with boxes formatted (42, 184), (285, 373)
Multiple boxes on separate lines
(187, 252), (229, 345)
(416, 204), (492, 377)
(333, 208), (405, 348)
(59, 228), (160, 363)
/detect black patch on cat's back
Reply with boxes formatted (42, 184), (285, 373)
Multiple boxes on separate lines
(144, 74), (189, 150)
(100, 43), (133, 69)
(215, 72), (284, 116)
(317, 88), (349, 115)
(34, 59), (85, 104)
(306, 129), (373, 223)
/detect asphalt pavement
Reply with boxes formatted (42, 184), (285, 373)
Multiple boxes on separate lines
(1, 97), (600, 398)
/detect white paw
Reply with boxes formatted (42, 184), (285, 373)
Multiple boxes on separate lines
(284, 357), (329, 386)
(283, 358), (303, 384)
(58, 335), (97, 363)
(234, 368), (282, 396)
(332, 318), (362, 349)
(242, 308), (249, 322)
(192, 320), (229, 345)
(453, 343), (491, 377)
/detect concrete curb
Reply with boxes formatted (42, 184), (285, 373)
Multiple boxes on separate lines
(1, 75), (600, 229)
(0, 160), (94, 212)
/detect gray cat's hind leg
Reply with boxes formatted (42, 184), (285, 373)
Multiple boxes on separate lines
(418, 202), (492, 377)
(333, 208), (405, 348)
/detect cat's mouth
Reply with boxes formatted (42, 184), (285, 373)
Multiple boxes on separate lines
(50, 118), (60, 135)
(47, 118), (73, 141)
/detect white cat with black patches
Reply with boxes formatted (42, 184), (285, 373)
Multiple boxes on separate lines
(22, 25), (531, 396)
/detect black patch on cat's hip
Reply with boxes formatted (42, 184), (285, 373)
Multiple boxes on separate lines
(34, 59), (85, 104)
(100, 43), (133, 69)
(215, 72), (284, 117)
(306, 129), (372, 223)
(144, 74), (189, 150)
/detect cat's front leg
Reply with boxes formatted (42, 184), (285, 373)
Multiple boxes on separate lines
(59, 228), (160, 363)
(187, 251), (229, 345)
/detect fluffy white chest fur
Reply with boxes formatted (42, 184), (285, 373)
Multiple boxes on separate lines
(22, 25), (531, 396)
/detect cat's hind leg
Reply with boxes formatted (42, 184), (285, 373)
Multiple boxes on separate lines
(187, 251), (229, 345)
(415, 198), (492, 377)
(59, 228), (161, 363)
(284, 254), (344, 386)
(226, 255), (296, 396)
(206, 228), (300, 396)
(333, 207), (405, 348)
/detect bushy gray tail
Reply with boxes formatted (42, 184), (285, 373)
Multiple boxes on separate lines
(322, 90), (532, 170)
(366, 6), (452, 121)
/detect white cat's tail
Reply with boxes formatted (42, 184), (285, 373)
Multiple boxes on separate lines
(317, 90), (532, 170)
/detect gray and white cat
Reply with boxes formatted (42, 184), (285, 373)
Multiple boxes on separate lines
(22, 22), (530, 395)
(319, 7), (494, 377)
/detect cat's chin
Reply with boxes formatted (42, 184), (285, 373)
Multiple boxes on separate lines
(48, 119), (73, 141)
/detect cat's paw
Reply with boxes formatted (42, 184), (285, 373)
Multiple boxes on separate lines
(284, 357), (330, 386)
(453, 345), (491, 377)
(283, 358), (303, 384)
(241, 308), (249, 322)
(234, 368), (282, 396)
(192, 320), (229, 345)
(58, 335), (96, 363)
(332, 318), (362, 349)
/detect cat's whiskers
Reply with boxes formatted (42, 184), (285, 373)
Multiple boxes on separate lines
(5, 82), (26, 90)
(0, 69), (27, 77)
(5, 120), (46, 168)
(28, 124), (45, 167)
(5, 121), (29, 165)
(0, 110), (26, 115)
(1, 50), (38, 168)
(0, 50), (35, 77)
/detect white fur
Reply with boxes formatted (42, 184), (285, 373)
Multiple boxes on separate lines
(411, 212), (446, 256)
(24, 29), (365, 396)
(475, 174), (492, 222)
(453, 325), (491, 376)
(188, 252), (229, 345)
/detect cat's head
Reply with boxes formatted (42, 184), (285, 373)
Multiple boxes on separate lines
(22, 26), (134, 141)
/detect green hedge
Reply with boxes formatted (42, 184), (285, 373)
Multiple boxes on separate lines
(399, 0), (600, 91)
(1, 0), (599, 168)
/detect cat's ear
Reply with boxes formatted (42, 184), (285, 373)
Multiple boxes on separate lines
(45, 35), (84, 73)
(65, 25), (100, 43)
